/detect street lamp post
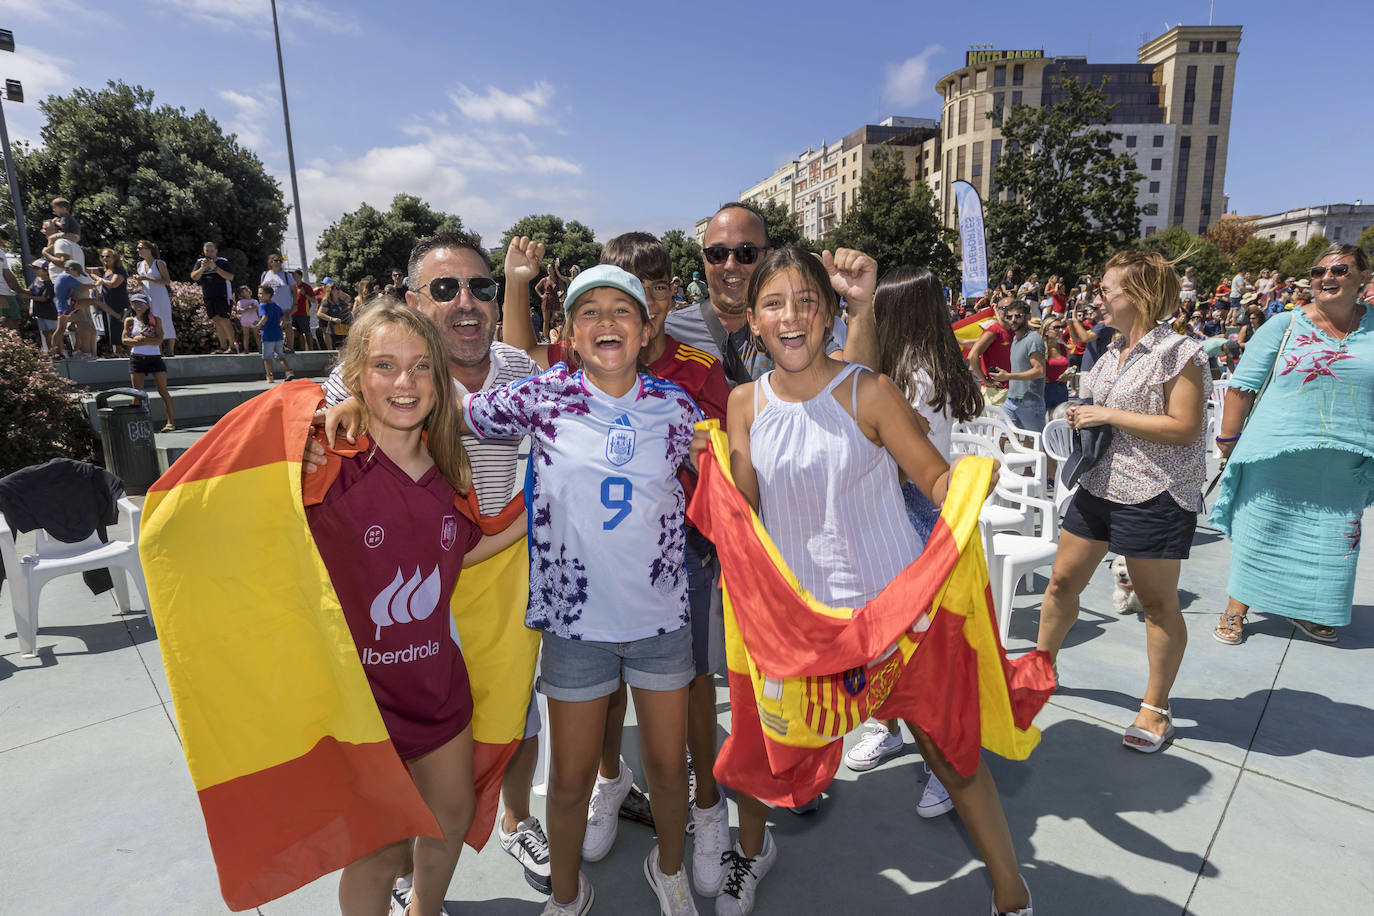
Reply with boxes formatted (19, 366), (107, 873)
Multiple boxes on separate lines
(0, 28), (34, 285)
(270, 0), (310, 280)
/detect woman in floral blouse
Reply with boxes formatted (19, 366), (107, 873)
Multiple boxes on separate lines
(1036, 248), (1210, 754)
(1211, 243), (1372, 646)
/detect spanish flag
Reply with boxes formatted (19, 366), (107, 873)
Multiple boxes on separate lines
(688, 421), (1054, 807)
(954, 305), (997, 344)
(140, 381), (537, 910)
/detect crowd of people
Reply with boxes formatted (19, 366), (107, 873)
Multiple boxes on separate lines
(7, 197), (1371, 916)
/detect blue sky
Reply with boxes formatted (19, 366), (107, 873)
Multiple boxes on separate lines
(3, 0), (1369, 268)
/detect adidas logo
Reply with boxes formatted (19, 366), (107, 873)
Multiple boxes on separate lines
(613, 413), (633, 428)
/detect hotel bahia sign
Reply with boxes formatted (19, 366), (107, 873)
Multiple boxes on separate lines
(964, 47), (1045, 66)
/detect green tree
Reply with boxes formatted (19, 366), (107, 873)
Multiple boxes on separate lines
(311, 193), (467, 290)
(828, 145), (957, 282)
(1231, 235), (1293, 277)
(1278, 234), (1330, 280)
(1205, 218), (1257, 261)
(1358, 223), (1374, 258)
(492, 214), (602, 282)
(661, 228), (703, 286)
(1141, 226), (1229, 297)
(984, 68), (1145, 280)
(13, 80), (287, 280)
(737, 199), (813, 250)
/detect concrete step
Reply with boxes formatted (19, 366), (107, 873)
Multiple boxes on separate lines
(57, 350), (340, 390)
(153, 424), (213, 473)
(80, 378), (325, 430)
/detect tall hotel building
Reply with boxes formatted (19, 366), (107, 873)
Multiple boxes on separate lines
(730, 25), (1242, 244)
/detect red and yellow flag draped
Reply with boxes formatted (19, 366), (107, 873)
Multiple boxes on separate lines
(687, 421), (1054, 807)
(953, 305), (997, 343)
(140, 381), (537, 911)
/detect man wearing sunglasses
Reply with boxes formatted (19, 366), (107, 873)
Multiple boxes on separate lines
(259, 253), (297, 350)
(664, 203), (876, 384)
(317, 231), (551, 897)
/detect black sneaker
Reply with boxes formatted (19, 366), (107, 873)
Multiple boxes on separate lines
(618, 783), (656, 829)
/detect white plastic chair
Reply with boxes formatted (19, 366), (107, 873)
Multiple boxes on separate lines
(951, 433), (1034, 534)
(0, 498), (152, 658)
(1041, 418), (1077, 518)
(955, 417), (1047, 496)
(983, 485), (1060, 647)
(1208, 382), (1228, 458)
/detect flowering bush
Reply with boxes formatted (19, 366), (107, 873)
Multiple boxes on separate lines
(124, 278), (219, 354)
(0, 330), (99, 478)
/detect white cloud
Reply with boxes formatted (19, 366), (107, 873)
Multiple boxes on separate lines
(882, 44), (943, 109)
(525, 155), (583, 176)
(157, 0), (360, 35)
(217, 89), (273, 151)
(0, 50), (80, 144)
(449, 82), (554, 125)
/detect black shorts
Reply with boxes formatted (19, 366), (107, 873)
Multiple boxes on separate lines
(291, 314), (310, 334)
(205, 299), (232, 320)
(130, 353), (167, 375)
(1062, 488), (1197, 559)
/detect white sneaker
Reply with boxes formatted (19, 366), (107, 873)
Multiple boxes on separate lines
(582, 756), (635, 861)
(499, 815), (552, 893)
(690, 796), (731, 896)
(992, 875), (1033, 915)
(645, 845), (699, 916)
(714, 830), (777, 916)
(844, 722), (903, 771)
(389, 874), (411, 915)
(917, 766), (954, 818)
(541, 871), (594, 916)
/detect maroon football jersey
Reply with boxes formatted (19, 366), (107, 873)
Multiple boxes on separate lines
(306, 445), (482, 760)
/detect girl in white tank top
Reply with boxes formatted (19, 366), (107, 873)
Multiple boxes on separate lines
(711, 247), (1032, 916)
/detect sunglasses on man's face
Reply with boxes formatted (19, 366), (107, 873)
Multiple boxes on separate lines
(1309, 264), (1352, 279)
(423, 276), (498, 303)
(702, 243), (767, 265)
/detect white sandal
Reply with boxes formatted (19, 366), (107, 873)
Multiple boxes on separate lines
(992, 874), (1033, 915)
(1122, 702), (1174, 754)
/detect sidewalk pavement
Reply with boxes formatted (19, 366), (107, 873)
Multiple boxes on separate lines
(3, 504), (1370, 915)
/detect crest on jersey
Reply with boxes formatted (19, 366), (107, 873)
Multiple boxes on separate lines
(606, 415), (636, 467)
(440, 515), (458, 551)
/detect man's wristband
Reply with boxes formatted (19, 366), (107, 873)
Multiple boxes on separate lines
(1215, 434), (1240, 444)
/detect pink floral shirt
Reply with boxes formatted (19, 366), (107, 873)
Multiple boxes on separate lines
(1082, 323), (1211, 510)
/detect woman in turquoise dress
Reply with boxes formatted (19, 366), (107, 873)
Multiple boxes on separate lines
(1211, 243), (1373, 645)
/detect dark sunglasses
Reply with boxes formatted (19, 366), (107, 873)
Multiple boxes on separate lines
(423, 275), (498, 302)
(1309, 264), (1351, 279)
(702, 243), (767, 265)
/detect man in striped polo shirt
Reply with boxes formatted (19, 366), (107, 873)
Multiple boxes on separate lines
(322, 231), (552, 897)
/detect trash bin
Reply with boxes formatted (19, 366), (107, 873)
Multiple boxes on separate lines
(96, 388), (161, 496)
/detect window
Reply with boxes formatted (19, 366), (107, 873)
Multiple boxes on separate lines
(1209, 65), (1224, 125)
(1290, 230), (1298, 239)
(1151, 158), (1162, 170)
(1173, 135), (1191, 226)
(851, 170), (856, 180)
(992, 91), (1004, 125)
(946, 116), (952, 139)
(1216, 41), (1227, 52)
(1202, 41), (1213, 53)
(1149, 180), (1160, 193)
(1144, 226), (1155, 236)
(1334, 226), (1343, 239)
(1199, 134), (1218, 227)
(1153, 134), (1164, 147)
(1126, 135), (1137, 148)
(956, 146), (966, 180)
(1182, 65), (1197, 124)
(994, 65), (1006, 87)
(974, 93), (987, 125)
(971, 141), (984, 179)
(975, 69), (987, 90)
(1012, 63), (1024, 86)
(959, 73), (968, 92)
(1188, 41), (1200, 52)
(1143, 203), (1159, 216)
(1011, 90), (1023, 106)
(990, 138), (1002, 193)
(958, 99), (968, 134)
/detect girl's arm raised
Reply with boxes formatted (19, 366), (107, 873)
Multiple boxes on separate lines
(462, 511), (529, 567)
(724, 383), (761, 512)
(856, 370), (951, 506)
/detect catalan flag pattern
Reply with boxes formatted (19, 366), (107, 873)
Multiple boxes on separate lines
(140, 381), (537, 910)
(687, 421), (1055, 807)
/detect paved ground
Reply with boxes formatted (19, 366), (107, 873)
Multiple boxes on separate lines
(3, 498), (1371, 915)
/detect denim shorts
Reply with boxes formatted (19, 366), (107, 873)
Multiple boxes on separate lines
(1006, 396), (1047, 433)
(261, 338), (284, 359)
(686, 538), (724, 678)
(537, 625), (694, 702)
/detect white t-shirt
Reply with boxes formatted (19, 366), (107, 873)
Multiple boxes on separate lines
(464, 365), (702, 642)
(908, 368), (953, 460)
(51, 237), (83, 271)
(0, 250), (14, 296)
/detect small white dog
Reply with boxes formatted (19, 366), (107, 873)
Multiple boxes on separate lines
(1110, 556), (1143, 615)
